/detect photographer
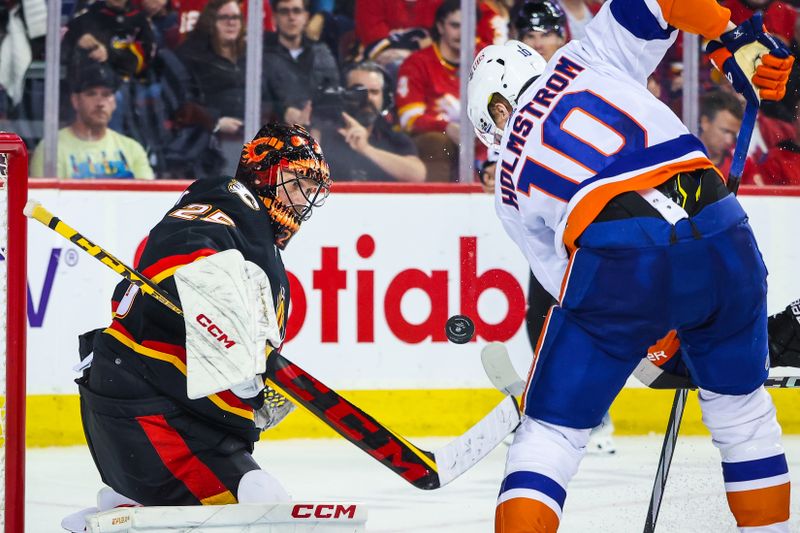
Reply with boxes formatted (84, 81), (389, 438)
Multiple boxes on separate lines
(314, 62), (425, 182)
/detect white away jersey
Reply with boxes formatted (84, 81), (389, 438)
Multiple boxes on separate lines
(494, 0), (732, 299)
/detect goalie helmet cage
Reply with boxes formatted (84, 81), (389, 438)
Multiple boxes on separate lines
(0, 132), (28, 533)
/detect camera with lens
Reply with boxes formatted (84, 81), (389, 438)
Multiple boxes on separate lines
(312, 85), (369, 128)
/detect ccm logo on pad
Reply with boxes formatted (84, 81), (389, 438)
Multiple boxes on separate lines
(196, 314), (236, 348)
(291, 504), (357, 519)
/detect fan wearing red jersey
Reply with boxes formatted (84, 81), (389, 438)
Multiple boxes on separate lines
(62, 124), (331, 531)
(395, 0), (464, 181)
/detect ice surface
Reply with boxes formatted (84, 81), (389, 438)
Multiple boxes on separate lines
(26, 436), (800, 532)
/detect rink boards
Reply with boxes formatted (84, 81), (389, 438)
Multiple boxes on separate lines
(21, 181), (800, 445)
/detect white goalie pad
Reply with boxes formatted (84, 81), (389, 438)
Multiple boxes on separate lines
(85, 502), (367, 533)
(174, 249), (282, 399)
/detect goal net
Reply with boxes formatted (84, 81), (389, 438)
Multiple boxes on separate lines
(0, 133), (28, 533)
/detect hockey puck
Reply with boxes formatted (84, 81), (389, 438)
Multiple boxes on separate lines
(445, 315), (475, 344)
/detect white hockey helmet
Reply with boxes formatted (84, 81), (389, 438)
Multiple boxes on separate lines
(467, 40), (547, 147)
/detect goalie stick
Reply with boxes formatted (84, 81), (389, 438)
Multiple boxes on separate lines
(25, 200), (520, 490)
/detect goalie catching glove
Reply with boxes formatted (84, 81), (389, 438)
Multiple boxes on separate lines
(769, 299), (800, 368)
(706, 12), (794, 105)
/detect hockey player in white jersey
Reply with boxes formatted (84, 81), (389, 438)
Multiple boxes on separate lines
(467, 0), (794, 531)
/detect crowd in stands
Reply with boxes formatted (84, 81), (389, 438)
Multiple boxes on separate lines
(1, 0), (799, 184)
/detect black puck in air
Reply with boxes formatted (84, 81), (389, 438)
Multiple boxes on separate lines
(445, 315), (475, 344)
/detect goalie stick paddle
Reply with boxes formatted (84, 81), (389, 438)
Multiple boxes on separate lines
(25, 200), (520, 490)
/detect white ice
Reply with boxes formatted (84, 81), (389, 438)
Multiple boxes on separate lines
(26, 436), (800, 532)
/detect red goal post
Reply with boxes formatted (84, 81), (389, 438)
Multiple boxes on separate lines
(0, 132), (27, 533)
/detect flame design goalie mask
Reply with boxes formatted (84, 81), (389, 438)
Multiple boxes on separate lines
(236, 123), (331, 249)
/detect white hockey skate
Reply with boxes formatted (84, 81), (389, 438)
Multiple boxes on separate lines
(62, 487), (141, 532)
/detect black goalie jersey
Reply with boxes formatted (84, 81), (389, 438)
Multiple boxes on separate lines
(94, 176), (290, 442)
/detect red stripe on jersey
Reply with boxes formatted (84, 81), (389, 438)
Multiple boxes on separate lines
(108, 318), (135, 339)
(214, 389), (252, 412)
(135, 414), (237, 504)
(140, 248), (218, 280)
(141, 338), (187, 365)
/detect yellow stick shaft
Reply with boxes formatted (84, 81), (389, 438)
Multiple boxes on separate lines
(24, 200), (184, 316)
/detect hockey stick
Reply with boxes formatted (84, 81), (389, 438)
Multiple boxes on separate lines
(25, 200), (520, 490)
(726, 102), (758, 195)
(643, 387), (687, 533)
(482, 342), (800, 393)
(633, 357), (800, 389)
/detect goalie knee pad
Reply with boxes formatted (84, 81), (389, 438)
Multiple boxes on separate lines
(699, 387), (790, 530)
(237, 469), (291, 504)
(496, 417), (591, 532)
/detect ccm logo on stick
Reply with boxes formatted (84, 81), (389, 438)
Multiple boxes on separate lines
(291, 504), (357, 519)
(196, 314), (236, 348)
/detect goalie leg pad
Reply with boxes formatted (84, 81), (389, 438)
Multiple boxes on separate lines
(496, 417), (590, 532)
(699, 387), (790, 530)
(237, 469), (291, 504)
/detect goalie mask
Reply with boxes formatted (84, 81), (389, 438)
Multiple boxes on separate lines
(236, 123), (331, 249)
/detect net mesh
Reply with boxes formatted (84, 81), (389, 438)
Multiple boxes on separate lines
(0, 150), (7, 530)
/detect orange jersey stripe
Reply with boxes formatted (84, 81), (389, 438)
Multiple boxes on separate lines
(726, 482), (791, 527)
(520, 307), (555, 413)
(563, 158), (718, 252)
(656, 0), (731, 40)
(496, 497), (560, 533)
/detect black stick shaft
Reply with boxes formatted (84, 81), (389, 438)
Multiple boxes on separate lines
(643, 388), (688, 533)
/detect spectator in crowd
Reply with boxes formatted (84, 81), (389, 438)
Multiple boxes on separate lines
(315, 62), (425, 182)
(751, 94), (800, 185)
(511, 0), (566, 62)
(395, 0), (462, 181)
(174, 0), (273, 44)
(724, 0), (797, 44)
(134, 0), (177, 49)
(478, 0), (511, 46)
(559, 0), (599, 40)
(63, 0), (156, 80)
(176, 0), (246, 174)
(30, 63), (154, 179)
(262, 0), (340, 126)
(303, 0), (356, 65)
(354, 0), (438, 67)
(698, 91), (748, 177)
(478, 158), (496, 193)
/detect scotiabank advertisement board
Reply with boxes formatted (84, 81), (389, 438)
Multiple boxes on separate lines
(24, 184), (800, 395)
